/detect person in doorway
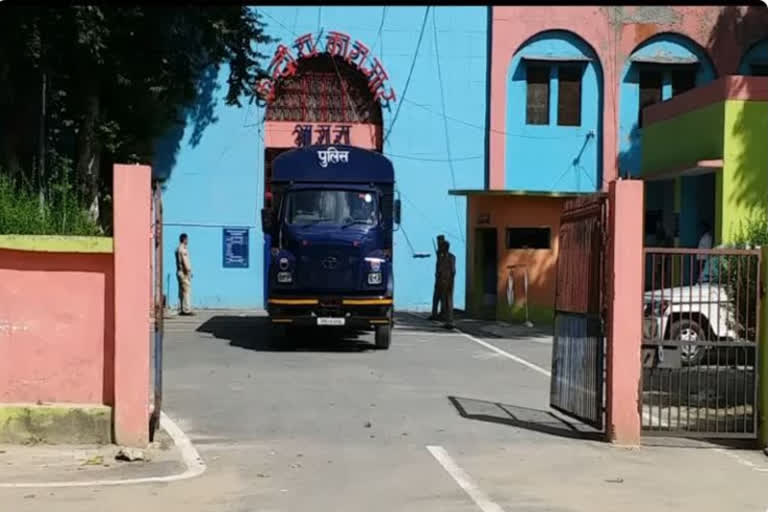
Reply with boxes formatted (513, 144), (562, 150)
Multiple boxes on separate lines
(175, 233), (194, 316)
(429, 235), (446, 321)
(696, 221), (713, 281)
(437, 239), (456, 329)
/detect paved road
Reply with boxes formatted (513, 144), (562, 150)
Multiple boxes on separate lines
(3, 311), (768, 511)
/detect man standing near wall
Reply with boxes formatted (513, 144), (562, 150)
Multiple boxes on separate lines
(175, 233), (194, 316)
(429, 235), (446, 321)
(438, 240), (456, 329)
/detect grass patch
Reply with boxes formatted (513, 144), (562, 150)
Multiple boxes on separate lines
(0, 174), (101, 236)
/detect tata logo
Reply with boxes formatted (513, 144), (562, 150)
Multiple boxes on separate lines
(321, 256), (338, 270)
(317, 147), (350, 168)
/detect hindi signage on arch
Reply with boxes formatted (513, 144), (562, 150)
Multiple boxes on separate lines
(256, 31), (396, 107)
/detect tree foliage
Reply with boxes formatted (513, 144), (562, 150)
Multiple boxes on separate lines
(0, 5), (274, 230)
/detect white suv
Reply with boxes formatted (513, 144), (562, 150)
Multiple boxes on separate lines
(643, 257), (737, 365)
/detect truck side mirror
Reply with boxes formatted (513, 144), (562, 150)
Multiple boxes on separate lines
(261, 208), (273, 234)
(393, 199), (401, 226)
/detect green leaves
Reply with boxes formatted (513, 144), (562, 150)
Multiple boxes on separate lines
(0, 6), (275, 231)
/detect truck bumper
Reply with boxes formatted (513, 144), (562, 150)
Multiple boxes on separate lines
(267, 296), (393, 329)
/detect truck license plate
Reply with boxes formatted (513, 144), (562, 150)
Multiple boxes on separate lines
(317, 317), (345, 326)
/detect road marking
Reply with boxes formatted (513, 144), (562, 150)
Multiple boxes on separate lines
(713, 448), (768, 473)
(427, 445), (506, 512)
(0, 412), (206, 488)
(455, 331), (551, 377)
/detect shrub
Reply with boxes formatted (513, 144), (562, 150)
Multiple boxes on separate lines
(722, 213), (767, 341)
(0, 173), (102, 236)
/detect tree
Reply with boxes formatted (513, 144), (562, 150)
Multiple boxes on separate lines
(0, 6), (274, 228)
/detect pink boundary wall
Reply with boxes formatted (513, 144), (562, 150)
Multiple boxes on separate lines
(605, 179), (643, 445)
(0, 251), (115, 405)
(0, 164), (151, 447)
(489, 6), (768, 191)
(113, 164), (151, 447)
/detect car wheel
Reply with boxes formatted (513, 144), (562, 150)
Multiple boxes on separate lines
(669, 319), (706, 366)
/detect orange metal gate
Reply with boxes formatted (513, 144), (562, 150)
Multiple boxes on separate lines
(550, 194), (608, 430)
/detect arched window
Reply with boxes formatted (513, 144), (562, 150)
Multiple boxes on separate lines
(738, 39), (768, 76)
(506, 30), (604, 192)
(618, 33), (716, 177)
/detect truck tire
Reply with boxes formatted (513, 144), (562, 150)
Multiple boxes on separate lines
(669, 319), (706, 366)
(270, 323), (293, 350)
(375, 324), (391, 350)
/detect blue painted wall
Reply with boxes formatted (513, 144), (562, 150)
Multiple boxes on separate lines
(618, 34), (716, 178)
(739, 39), (768, 74)
(505, 31), (603, 193)
(157, 6), (488, 310)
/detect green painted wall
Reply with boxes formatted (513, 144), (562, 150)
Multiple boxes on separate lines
(0, 235), (113, 253)
(642, 102), (725, 177)
(721, 100), (768, 243)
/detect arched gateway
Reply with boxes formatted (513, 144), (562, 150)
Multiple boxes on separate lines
(255, 30), (396, 302)
(256, 31), (395, 210)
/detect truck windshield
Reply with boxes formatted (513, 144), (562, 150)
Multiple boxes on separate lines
(284, 189), (378, 227)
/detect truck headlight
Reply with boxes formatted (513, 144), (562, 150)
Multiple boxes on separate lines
(365, 257), (384, 272)
(277, 272), (293, 283)
(367, 272), (382, 285)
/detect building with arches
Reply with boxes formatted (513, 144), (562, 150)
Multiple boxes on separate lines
(155, 6), (768, 318)
(157, 6), (488, 311)
(452, 6), (768, 323)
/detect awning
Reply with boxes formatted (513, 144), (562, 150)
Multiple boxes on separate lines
(630, 55), (699, 65)
(521, 54), (592, 63)
(449, 189), (591, 198)
(642, 159), (723, 182)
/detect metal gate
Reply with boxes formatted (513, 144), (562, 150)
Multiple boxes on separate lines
(150, 182), (164, 437)
(642, 248), (761, 438)
(550, 194), (608, 430)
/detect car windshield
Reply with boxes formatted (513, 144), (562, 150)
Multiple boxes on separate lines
(284, 189), (378, 227)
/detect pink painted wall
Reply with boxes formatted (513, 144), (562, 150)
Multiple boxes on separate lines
(113, 164), (151, 447)
(0, 164), (152, 447)
(605, 179), (644, 445)
(0, 250), (114, 405)
(489, 6), (768, 190)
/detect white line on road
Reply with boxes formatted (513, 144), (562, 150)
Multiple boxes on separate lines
(427, 445), (506, 512)
(455, 331), (551, 377)
(713, 448), (768, 473)
(0, 412), (206, 488)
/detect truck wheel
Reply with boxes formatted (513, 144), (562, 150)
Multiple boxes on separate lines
(669, 319), (705, 366)
(375, 324), (391, 350)
(270, 323), (293, 350)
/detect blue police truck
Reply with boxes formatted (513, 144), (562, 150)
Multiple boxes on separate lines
(261, 145), (400, 349)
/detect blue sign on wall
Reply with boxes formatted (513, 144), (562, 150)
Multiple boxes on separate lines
(223, 228), (249, 268)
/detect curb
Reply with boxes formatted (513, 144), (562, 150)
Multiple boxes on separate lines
(0, 412), (205, 488)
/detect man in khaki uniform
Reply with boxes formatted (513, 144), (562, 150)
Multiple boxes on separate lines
(175, 233), (194, 316)
(437, 239), (456, 329)
(429, 235), (446, 321)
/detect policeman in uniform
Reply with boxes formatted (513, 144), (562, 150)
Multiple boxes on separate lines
(437, 239), (456, 329)
(175, 233), (194, 316)
(429, 235), (446, 321)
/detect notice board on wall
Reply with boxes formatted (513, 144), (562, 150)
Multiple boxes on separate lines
(223, 228), (249, 268)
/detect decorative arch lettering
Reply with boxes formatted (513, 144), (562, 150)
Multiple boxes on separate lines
(255, 31), (396, 107)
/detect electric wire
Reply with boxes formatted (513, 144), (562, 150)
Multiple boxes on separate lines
(382, 6), (431, 144)
(432, 8), (465, 243)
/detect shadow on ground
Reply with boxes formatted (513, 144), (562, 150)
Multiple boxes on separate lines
(196, 315), (379, 353)
(448, 395), (604, 441)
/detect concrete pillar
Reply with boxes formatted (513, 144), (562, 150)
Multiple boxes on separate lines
(113, 164), (151, 447)
(605, 179), (643, 445)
